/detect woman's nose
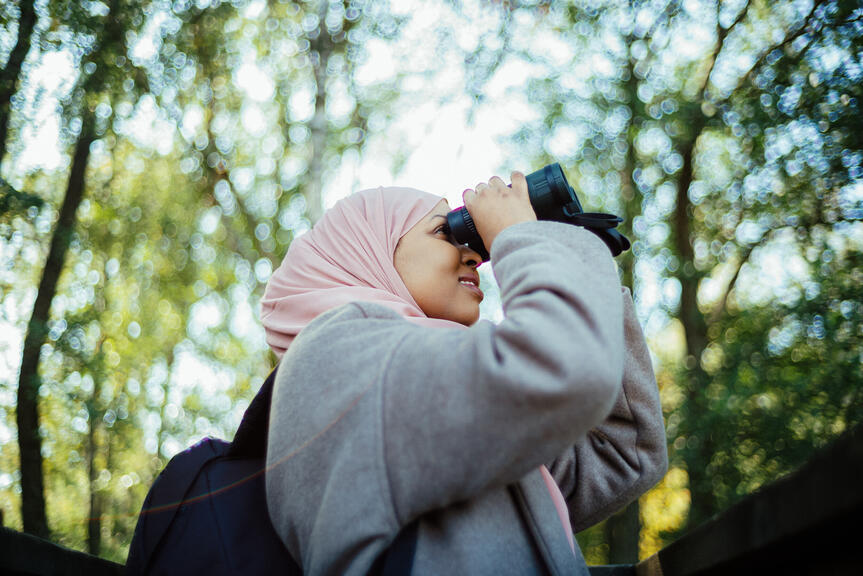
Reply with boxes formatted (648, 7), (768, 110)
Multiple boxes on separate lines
(460, 245), (481, 268)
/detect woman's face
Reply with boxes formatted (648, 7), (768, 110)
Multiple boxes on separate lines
(394, 199), (484, 326)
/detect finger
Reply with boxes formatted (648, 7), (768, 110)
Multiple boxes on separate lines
(510, 171), (526, 192)
(462, 188), (475, 202)
(489, 175), (505, 188)
(475, 182), (489, 193)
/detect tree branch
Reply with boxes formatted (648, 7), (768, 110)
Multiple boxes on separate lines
(0, 0), (38, 171)
(643, 0), (680, 42)
(719, 0), (825, 104)
(712, 204), (832, 322)
(202, 99), (279, 270)
(711, 232), (765, 322)
(699, 0), (752, 102)
(634, 0), (684, 80)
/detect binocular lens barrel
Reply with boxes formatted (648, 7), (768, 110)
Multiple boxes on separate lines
(445, 163), (583, 262)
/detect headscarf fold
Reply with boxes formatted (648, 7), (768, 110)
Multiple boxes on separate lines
(262, 186), (466, 357)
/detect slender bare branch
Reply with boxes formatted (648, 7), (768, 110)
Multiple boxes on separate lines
(643, 0), (679, 42)
(699, 0), (752, 101)
(712, 202), (833, 321)
(634, 0), (683, 78)
(202, 101), (279, 269)
(711, 235), (763, 322)
(719, 0), (825, 104)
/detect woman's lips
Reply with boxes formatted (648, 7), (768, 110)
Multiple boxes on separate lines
(459, 281), (484, 300)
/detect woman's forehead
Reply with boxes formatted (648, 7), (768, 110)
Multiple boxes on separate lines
(427, 198), (450, 218)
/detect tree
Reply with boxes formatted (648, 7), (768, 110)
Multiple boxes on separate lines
(670, 0), (862, 522)
(493, 0), (862, 555)
(15, 0), (150, 537)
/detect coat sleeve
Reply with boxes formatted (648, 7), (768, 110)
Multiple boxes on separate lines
(545, 287), (668, 533)
(376, 221), (628, 526)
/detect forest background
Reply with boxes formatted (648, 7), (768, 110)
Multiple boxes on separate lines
(0, 0), (861, 565)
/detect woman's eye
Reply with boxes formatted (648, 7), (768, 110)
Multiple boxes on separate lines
(436, 225), (451, 236)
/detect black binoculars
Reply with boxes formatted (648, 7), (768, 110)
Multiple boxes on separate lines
(446, 163), (631, 261)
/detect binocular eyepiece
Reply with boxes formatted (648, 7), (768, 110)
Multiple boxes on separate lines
(445, 163), (631, 261)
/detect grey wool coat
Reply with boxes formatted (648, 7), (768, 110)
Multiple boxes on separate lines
(265, 220), (668, 575)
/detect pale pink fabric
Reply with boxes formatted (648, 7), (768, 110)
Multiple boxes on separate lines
(261, 186), (461, 357)
(262, 185), (574, 550)
(540, 466), (576, 553)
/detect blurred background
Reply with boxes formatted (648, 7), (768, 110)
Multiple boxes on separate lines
(0, 0), (861, 565)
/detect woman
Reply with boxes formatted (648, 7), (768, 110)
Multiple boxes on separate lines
(261, 172), (667, 575)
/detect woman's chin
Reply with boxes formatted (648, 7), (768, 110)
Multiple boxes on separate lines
(458, 305), (481, 327)
(431, 296), (480, 326)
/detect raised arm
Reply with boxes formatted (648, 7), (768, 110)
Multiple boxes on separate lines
(379, 221), (627, 526)
(546, 287), (668, 533)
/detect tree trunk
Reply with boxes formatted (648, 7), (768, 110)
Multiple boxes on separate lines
(669, 0), (767, 528)
(0, 0), (38, 170)
(16, 110), (95, 538)
(617, 45), (641, 291)
(87, 370), (102, 556)
(605, 47), (644, 564)
(673, 126), (716, 529)
(674, 139), (708, 363)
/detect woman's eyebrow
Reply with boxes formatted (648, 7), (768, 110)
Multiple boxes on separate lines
(430, 214), (447, 223)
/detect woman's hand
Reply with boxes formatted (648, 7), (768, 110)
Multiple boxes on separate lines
(462, 171), (538, 250)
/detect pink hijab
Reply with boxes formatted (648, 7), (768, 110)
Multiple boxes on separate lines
(261, 186), (465, 357)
